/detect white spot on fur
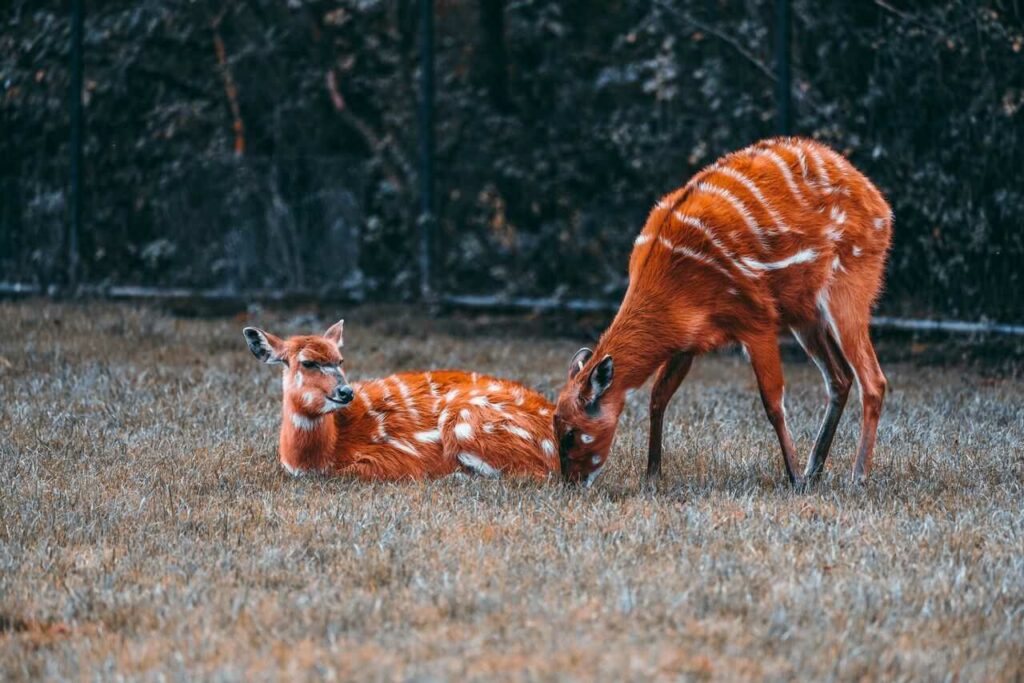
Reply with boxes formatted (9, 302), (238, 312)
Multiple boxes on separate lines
(454, 422), (474, 441)
(303, 392), (316, 406)
(830, 205), (847, 224)
(482, 422), (496, 434)
(634, 233), (652, 246)
(581, 433), (594, 444)
(831, 256), (844, 272)
(438, 409), (450, 428)
(444, 389), (460, 402)
(414, 429), (441, 443)
(487, 382), (502, 392)
(458, 452), (500, 478)
(290, 413), (321, 431)
(873, 217), (886, 230)
(590, 454), (601, 465)
(390, 439), (420, 458)
(505, 425), (532, 440)
(459, 408), (471, 420)
(541, 439), (555, 456)
(852, 246), (863, 257)
(741, 248), (818, 272)
(293, 372), (304, 388)
(539, 408), (551, 417)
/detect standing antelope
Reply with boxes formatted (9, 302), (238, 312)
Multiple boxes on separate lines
(243, 320), (558, 480)
(554, 137), (892, 487)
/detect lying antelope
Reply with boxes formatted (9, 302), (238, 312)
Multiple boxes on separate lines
(243, 320), (558, 480)
(554, 137), (892, 487)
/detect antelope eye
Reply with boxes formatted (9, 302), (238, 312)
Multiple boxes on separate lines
(300, 360), (317, 369)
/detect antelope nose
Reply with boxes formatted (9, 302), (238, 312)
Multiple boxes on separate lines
(334, 385), (354, 404)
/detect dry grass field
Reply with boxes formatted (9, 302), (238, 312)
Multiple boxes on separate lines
(1, 300), (1022, 681)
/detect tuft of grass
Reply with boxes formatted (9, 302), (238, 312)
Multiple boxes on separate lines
(1, 301), (1022, 680)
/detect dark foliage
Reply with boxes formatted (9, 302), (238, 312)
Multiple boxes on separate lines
(2, 1), (1022, 319)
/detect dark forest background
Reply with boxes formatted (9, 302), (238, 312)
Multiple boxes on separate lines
(2, 1), (1022, 320)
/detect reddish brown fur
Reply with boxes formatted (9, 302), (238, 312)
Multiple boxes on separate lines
(555, 137), (892, 487)
(244, 322), (558, 481)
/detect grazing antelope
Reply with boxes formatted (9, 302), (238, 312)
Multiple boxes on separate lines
(555, 137), (892, 487)
(243, 320), (558, 480)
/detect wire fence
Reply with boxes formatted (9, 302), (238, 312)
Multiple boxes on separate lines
(0, 154), (366, 299)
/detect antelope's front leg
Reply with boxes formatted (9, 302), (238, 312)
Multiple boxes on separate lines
(646, 352), (694, 485)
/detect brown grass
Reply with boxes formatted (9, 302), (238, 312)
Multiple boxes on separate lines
(1, 301), (1022, 681)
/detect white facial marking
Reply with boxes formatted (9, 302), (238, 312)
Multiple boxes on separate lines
(290, 413), (321, 431)
(293, 371), (304, 388)
(581, 433), (595, 444)
(457, 452), (500, 478)
(454, 422), (474, 441)
(303, 392), (316, 406)
(590, 454), (601, 465)
(414, 429), (441, 443)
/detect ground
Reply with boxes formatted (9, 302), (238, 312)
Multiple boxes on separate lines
(1, 301), (1022, 681)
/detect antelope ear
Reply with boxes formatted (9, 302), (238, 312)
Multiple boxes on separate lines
(568, 347), (594, 379)
(323, 318), (345, 351)
(588, 354), (614, 404)
(243, 327), (286, 365)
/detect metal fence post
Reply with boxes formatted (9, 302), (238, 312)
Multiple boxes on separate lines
(775, 0), (792, 135)
(418, 0), (436, 302)
(68, 0), (84, 290)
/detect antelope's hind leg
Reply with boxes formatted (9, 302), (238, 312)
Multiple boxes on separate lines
(744, 334), (802, 486)
(792, 322), (854, 483)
